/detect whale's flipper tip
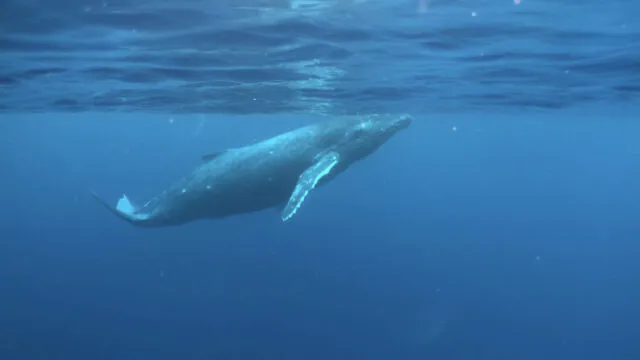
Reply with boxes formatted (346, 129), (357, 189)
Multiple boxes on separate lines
(90, 190), (150, 226)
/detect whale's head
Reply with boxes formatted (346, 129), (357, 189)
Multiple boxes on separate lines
(335, 113), (412, 162)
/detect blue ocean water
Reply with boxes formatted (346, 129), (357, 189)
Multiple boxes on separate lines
(1, 1), (640, 359)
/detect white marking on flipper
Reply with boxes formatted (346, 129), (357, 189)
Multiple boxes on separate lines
(282, 152), (340, 222)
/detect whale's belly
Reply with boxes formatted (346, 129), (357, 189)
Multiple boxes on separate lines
(152, 141), (317, 223)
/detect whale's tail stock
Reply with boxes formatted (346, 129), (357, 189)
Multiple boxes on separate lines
(90, 191), (152, 226)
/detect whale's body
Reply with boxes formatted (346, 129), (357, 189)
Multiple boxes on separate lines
(92, 114), (412, 227)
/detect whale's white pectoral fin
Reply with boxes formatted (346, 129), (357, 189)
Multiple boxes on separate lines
(282, 152), (340, 222)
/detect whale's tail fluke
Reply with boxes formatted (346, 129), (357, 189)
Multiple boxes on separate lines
(90, 191), (152, 226)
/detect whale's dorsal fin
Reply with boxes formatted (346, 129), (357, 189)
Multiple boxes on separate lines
(201, 150), (227, 162)
(282, 151), (340, 222)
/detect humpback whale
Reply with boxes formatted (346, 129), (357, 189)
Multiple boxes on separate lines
(92, 114), (412, 227)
